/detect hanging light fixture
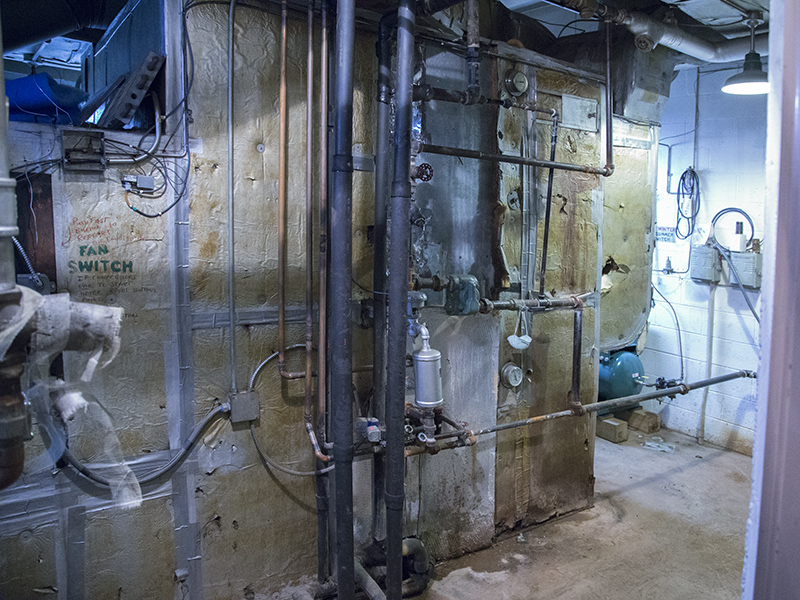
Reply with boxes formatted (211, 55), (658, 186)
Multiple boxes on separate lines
(721, 12), (769, 95)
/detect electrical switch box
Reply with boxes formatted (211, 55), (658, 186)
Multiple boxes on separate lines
(690, 245), (721, 284)
(728, 252), (762, 289)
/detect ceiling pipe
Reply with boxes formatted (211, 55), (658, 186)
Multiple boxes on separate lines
(544, 0), (768, 63)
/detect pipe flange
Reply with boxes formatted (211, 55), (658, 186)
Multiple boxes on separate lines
(634, 34), (656, 52)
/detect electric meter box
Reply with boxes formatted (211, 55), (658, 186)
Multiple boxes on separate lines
(690, 245), (721, 284)
(728, 251), (762, 289)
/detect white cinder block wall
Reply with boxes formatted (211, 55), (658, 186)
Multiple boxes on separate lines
(640, 66), (766, 455)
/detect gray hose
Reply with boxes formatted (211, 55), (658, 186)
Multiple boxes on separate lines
(62, 403), (229, 487)
(249, 422), (334, 477)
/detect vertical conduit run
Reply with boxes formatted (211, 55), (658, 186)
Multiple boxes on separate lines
(371, 13), (394, 547)
(313, 0), (329, 585)
(227, 0), (238, 392)
(304, 0), (314, 428)
(331, 0), (356, 597)
(278, 0), (289, 375)
(386, 1), (415, 599)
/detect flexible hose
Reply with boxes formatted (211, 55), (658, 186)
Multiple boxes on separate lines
(62, 404), (229, 487)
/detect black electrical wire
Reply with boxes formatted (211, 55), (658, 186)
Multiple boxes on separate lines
(61, 404), (229, 487)
(675, 166), (700, 240)
(556, 18), (599, 38)
(652, 284), (685, 383)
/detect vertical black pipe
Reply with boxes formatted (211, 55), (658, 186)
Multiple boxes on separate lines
(331, 0), (356, 596)
(386, 1), (415, 599)
(569, 307), (583, 414)
(371, 13), (394, 547)
(537, 116), (558, 298)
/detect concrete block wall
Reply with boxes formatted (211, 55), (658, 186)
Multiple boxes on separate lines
(641, 66), (766, 455)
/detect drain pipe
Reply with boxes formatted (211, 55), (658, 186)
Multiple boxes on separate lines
(331, 0), (357, 597)
(386, 0), (416, 598)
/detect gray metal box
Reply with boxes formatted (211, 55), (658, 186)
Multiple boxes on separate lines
(690, 245), (721, 284)
(728, 252), (763, 289)
(230, 390), (260, 423)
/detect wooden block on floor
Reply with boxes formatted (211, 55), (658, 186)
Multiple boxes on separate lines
(597, 417), (628, 443)
(627, 409), (661, 434)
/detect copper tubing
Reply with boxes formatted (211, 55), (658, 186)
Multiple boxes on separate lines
(317, 0), (329, 442)
(304, 0), (314, 420)
(306, 422), (331, 462)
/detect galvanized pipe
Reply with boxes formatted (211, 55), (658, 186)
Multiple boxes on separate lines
(386, 1), (416, 597)
(331, 0), (357, 596)
(418, 143), (613, 177)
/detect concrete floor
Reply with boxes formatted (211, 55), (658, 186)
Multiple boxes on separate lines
(419, 428), (752, 600)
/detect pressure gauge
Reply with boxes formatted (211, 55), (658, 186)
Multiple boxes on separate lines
(501, 362), (524, 389)
(505, 69), (529, 97)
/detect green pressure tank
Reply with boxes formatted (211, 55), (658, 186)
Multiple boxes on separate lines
(598, 350), (644, 401)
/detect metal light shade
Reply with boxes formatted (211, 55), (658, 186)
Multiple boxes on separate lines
(722, 51), (769, 95)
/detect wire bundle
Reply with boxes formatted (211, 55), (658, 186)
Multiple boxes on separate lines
(675, 166), (700, 240)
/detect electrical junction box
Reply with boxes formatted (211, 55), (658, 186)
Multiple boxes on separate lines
(727, 251), (762, 289)
(690, 245), (721, 284)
